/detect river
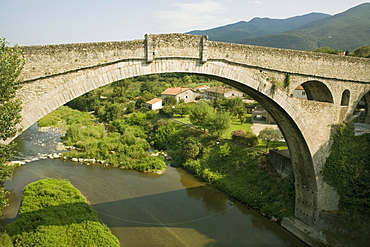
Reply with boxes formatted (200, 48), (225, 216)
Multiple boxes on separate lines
(1, 123), (307, 246)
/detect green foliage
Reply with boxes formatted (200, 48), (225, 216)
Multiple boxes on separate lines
(189, 102), (230, 136)
(173, 103), (191, 117)
(206, 110), (231, 137)
(0, 38), (23, 142)
(153, 120), (179, 150)
(312, 47), (342, 54)
(352, 45), (370, 58)
(258, 128), (283, 151)
(38, 106), (94, 128)
(182, 137), (201, 160)
(232, 129), (258, 146)
(6, 178), (119, 246)
(322, 124), (370, 231)
(0, 38), (23, 227)
(163, 96), (177, 106)
(177, 137), (295, 219)
(218, 143), (231, 158)
(189, 102), (213, 131)
(284, 73), (291, 88)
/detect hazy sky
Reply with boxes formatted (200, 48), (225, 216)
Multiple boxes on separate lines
(1, 0), (369, 46)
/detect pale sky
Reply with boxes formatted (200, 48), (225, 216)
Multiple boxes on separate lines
(1, 0), (369, 46)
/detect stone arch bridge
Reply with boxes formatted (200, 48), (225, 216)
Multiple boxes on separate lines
(14, 34), (370, 245)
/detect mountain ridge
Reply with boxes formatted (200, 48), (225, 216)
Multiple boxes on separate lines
(187, 12), (330, 44)
(186, 3), (370, 51)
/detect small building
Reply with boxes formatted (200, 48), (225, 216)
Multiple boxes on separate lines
(193, 85), (210, 92)
(290, 85), (307, 99)
(251, 106), (276, 124)
(202, 86), (243, 100)
(146, 98), (162, 110)
(161, 87), (198, 103)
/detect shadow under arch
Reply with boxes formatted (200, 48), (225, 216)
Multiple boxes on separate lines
(351, 89), (370, 123)
(301, 80), (334, 103)
(341, 89), (350, 106)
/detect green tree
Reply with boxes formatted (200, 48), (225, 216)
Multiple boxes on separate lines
(0, 38), (23, 150)
(0, 38), (23, 236)
(312, 47), (342, 54)
(173, 103), (190, 117)
(206, 111), (230, 137)
(163, 96), (177, 106)
(182, 137), (201, 160)
(258, 127), (283, 151)
(352, 45), (370, 58)
(225, 97), (244, 116)
(189, 102), (213, 131)
(103, 103), (124, 122)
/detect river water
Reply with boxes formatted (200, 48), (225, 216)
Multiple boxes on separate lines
(1, 123), (307, 246)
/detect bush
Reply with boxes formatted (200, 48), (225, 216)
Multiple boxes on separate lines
(6, 178), (119, 246)
(232, 129), (258, 146)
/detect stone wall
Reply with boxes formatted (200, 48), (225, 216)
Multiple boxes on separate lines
(20, 33), (370, 84)
(20, 40), (144, 81)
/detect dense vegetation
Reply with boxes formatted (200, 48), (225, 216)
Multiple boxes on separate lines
(6, 178), (119, 246)
(322, 124), (370, 239)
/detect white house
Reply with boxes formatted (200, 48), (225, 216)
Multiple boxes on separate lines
(202, 86), (243, 100)
(161, 87), (198, 103)
(146, 98), (163, 110)
(291, 85), (307, 99)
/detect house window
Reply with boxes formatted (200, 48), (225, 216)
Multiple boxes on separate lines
(185, 96), (188, 99)
(302, 92), (306, 95)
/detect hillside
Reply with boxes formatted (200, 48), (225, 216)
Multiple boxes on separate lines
(242, 3), (370, 50)
(187, 13), (330, 44)
(187, 3), (370, 51)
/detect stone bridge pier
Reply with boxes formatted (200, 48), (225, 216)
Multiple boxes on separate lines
(10, 34), (370, 246)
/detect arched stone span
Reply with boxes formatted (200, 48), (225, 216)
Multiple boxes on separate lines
(301, 80), (334, 103)
(12, 34), (370, 245)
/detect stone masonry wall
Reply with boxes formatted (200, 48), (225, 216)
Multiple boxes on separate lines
(20, 40), (144, 81)
(20, 33), (370, 84)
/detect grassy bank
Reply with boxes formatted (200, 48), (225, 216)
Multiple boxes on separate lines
(6, 178), (119, 247)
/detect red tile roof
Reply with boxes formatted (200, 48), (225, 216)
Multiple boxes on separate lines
(194, 85), (210, 90)
(146, 98), (162, 104)
(161, 87), (190, 95)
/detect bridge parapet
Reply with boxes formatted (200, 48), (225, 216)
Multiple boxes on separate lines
(20, 33), (370, 85)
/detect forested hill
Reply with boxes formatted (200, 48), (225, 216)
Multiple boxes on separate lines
(243, 3), (370, 51)
(187, 12), (330, 44)
(186, 2), (370, 51)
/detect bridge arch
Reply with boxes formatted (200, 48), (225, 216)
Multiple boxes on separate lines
(18, 58), (322, 225)
(340, 89), (350, 106)
(300, 80), (334, 103)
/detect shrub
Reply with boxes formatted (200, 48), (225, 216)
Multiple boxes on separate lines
(232, 129), (258, 146)
(6, 179), (119, 246)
